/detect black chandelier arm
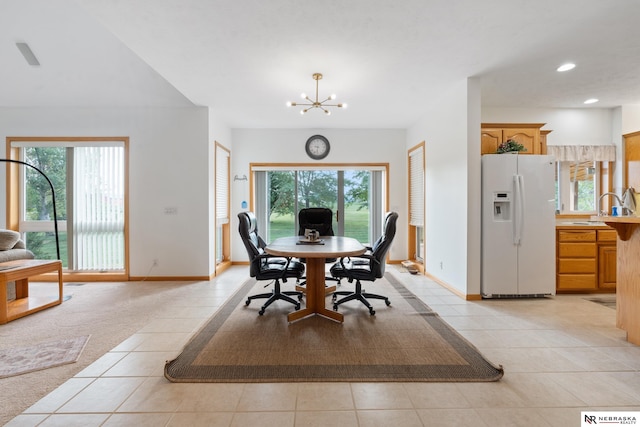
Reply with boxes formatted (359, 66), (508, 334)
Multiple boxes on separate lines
(0, 158), (61, 261)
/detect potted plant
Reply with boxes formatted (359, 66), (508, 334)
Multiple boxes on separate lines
(496, 139), (526, 154)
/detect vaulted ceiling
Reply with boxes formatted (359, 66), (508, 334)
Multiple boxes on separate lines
(2, 0), (640, 129)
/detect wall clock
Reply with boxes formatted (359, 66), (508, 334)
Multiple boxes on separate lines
(305, 135), (330, 160)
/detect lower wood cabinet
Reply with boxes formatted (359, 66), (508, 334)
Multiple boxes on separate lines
(597, 230), (617, 289)
(556, 227), (616, 293)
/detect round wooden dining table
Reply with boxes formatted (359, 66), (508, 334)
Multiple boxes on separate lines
(265, 236), (366, 323)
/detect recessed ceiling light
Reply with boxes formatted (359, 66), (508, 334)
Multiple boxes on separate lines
(584, 98), (599, 104)
(557, 63), (575, 72)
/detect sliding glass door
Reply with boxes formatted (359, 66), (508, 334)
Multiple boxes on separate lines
(12, 141), (126, 272)
(253, 166), (385, 245)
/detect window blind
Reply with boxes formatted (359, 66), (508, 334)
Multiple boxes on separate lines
(216, 145), (230, 226)
(73, 146), (125, 270)
(409, 146), (424, 227)
(547, 145), (616, 162)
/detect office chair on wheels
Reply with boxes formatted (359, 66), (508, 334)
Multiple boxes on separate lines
(329, 212), (398, 315)
(238, 211), (304, 315)
(296, 207), (340, 291)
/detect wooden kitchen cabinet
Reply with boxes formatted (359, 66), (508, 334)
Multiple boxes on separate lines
(556, 226), (616, 293)
(597, 229), (617, 289)
(557, 229), (597, 291)
(540, 130), (551, 155)
(623, 130), (640, 190)
(481, 123), (546, 155)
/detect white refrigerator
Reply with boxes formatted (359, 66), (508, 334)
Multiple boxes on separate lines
(481, 154), (556, 298)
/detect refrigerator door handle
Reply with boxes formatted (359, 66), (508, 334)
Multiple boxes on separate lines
(514, 174), (525, 245)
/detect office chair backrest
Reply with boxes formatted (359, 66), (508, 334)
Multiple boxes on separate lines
(238, 211), (267, 277)
(370, 212), (399, 278)
(298, 207), (334, 236)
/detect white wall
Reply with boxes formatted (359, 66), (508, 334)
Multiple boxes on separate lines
(483, 106), (640, 194)
(406, 79), (480, 295)
(620, 105), (640, 135)
(0, 106), (214, 277)
(230, 128), (407, 262)
(482, 107), (615, 146)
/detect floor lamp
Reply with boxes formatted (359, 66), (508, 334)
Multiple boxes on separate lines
(0, 158), (61, 261)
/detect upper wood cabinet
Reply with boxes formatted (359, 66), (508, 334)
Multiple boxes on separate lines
(481, 123), (546, 155)
(623, 130), (640, 190)
(540, 130), (551, 155)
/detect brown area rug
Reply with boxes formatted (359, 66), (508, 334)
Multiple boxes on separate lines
(0, 335), (89, 378)
(165, 274), (504, 382)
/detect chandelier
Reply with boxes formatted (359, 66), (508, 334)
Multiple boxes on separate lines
(287, 73), (347, 115)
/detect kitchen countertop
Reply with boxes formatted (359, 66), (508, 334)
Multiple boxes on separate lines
(590, 215), (640, 224)
(591, 215), (640, 241)
(555, 218), (612, 229)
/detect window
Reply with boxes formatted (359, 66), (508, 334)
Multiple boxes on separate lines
(556, 161), (600, 213)
(7, 138), (127, 274)
(251, 164), (388, 245)
(215, 143), (231, 269)
(549, 145), (615, 215)
(408, 143), (425, 263)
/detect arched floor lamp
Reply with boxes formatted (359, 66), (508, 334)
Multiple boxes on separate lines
(1, 159), (61, 261)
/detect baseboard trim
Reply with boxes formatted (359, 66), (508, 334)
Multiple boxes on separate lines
(424, 272), (481, 301)
(128, 275), (211, 282)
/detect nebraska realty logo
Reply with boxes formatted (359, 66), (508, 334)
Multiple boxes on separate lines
(582, 412), (639, 426)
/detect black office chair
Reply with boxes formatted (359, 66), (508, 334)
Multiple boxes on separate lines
(296, 207), (340, 289)
(329, 212), (398, 315)
(238, 211), (304, 315)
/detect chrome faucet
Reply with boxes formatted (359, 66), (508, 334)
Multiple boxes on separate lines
(598, 192), (623, 216)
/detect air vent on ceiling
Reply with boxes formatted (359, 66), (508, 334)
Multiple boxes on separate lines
(16, 42), (40, 66)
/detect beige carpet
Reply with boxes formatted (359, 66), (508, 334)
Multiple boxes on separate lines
(0, 335), (89, 378)
(0, 280), (204, 426)
(165, 274), (504, 383)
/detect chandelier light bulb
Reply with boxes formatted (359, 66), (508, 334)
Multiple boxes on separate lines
(300, 93), (306, 99)
(325, 110), (331, 115)
(339, 103), (347, 109)
(330, 94), (336, 100)
(286, 101), (292, 107)
(557, 63), (576, 72)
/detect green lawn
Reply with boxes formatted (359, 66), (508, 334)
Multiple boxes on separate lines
(269, 204), (370, 243)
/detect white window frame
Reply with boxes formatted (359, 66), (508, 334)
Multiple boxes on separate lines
(556, 160), (601, 214)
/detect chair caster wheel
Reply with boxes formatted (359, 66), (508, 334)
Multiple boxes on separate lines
(295, 303), (300, 310)
(331, 295), (337, 302)
(298, 294), (303, 301)
(333, 304), (338, 311)
(385, 300), (391, 306)
(369, 309), (375, 315)
(258, 309), (265, 315)
(245, 299), (251, 306)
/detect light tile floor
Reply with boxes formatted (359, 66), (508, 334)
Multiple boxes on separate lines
(6, 266), (640, 427)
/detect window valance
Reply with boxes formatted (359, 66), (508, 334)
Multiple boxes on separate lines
(547, 145), (616, 162)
